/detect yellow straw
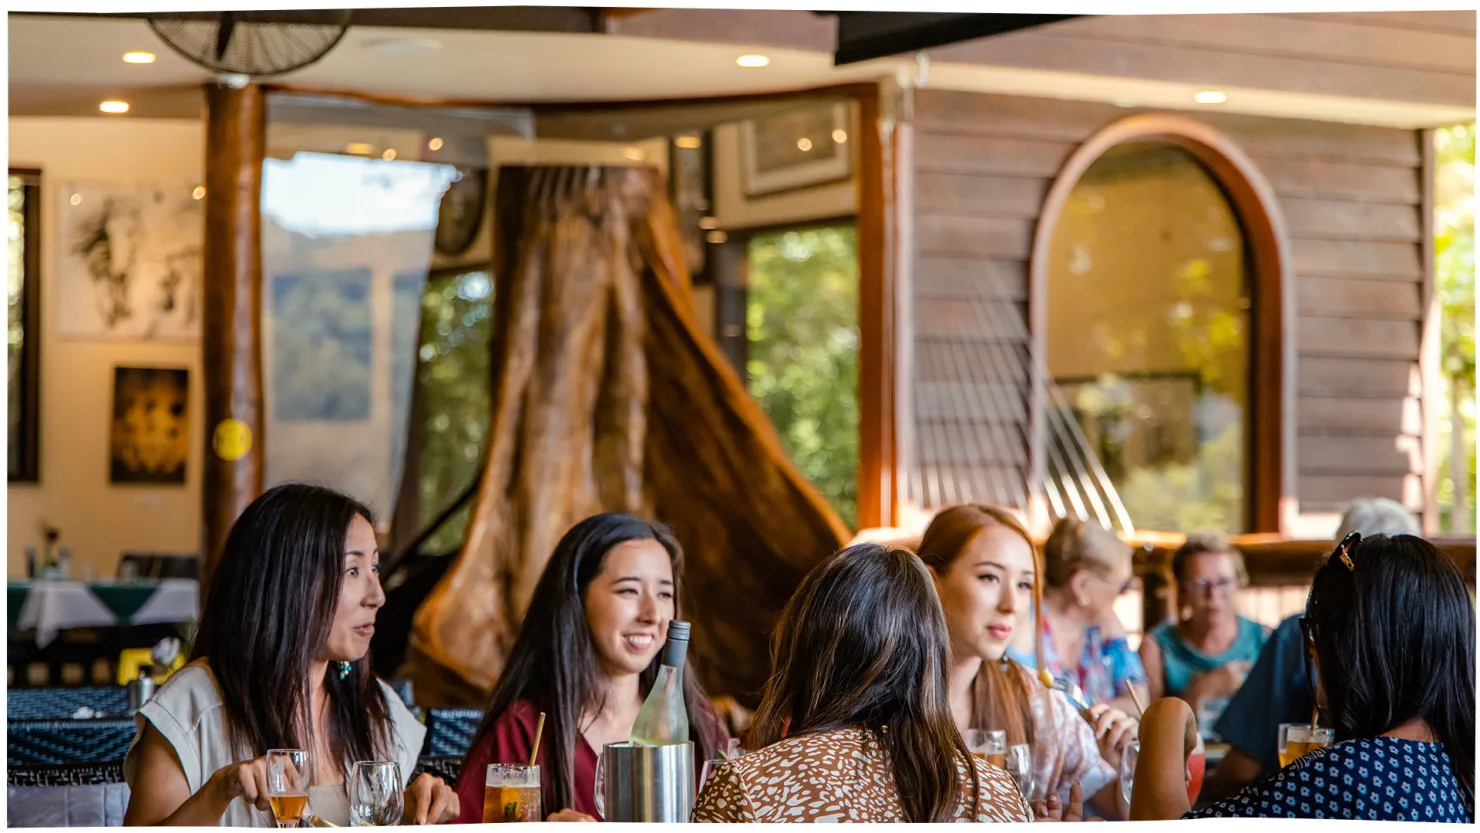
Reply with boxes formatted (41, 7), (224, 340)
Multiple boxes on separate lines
(530, 712), (547, 767)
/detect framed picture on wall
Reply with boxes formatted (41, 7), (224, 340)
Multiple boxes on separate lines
(740, 102), (852, 197)
(110, 366), (189, 485)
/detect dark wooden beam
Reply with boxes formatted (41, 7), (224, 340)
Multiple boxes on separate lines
(201, 82), (266, 592)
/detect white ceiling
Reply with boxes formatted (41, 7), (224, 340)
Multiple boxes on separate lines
(9, 13), (1474, 128)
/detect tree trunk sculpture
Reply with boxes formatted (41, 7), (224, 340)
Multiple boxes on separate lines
(403, 165), (849, 706)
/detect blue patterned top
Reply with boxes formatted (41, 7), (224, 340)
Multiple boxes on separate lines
(1186, 737), (1472, 822)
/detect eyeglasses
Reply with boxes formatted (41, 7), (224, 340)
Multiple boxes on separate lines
(1089, 572), (1137, 596)
(1183, 577), (1238, 597)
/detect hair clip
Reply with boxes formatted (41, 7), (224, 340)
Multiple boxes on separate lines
(1334, 531), (1360, 572)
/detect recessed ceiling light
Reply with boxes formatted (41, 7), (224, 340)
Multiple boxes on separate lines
(192, 186), (206, 200)
(363, 36), (442, 53)
(1193, 90), (1227, 104)
(675, 135), (702, 150)
(345, 143), (374, 156)
(427, 137), (444, 151)
(796, 137), (813, 152)
(99, 100), (129, 114)
(832, 129), (848, 144)
(122, 51), (156, 64)
(382, 148), (397, 160)
(69, 194), (83, 206)
(736, 54), (769, 68)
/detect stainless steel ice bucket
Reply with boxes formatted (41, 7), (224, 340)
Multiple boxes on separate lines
(600, 741), (694, 822)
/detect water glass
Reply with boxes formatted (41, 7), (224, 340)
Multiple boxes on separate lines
(349, 761), (404, 827)
(1119, 739), (1139, 805)
(484, 763), (541, 823)
(1004, 743), (1034, 801)
(265, 749), (311, 829)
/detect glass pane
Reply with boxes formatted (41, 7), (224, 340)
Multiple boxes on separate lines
(1047, 142), (1250, 533)
(8, 175), (26, 477)
(417, 268), (493, 554)
(746, 226), (860, 528)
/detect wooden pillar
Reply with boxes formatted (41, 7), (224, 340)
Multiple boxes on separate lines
(201, 82), (266, 590)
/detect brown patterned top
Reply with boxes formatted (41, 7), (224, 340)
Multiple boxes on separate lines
(692, 727), (1033, 823)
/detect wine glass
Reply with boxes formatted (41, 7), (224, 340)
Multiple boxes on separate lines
(1004, 743), (1034, 801)
(593, 743), (614, 820)
(349, 761), (404, 827)
(265, 749), (311, 829)
(1120, 739), (1139, 805)
(965, 729), (1008, 766)
(700, 758), (726, 790)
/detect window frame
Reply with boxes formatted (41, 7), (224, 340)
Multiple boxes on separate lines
(9, 168), (41, 484)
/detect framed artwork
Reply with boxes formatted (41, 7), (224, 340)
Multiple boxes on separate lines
(740, 102), (852, 197)
(8, 169), (41, 482)
(56, 183), (203, 340)
(110, 366), (189, 485)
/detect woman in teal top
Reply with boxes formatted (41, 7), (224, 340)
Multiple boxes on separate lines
(1139, 534), (1270, 714)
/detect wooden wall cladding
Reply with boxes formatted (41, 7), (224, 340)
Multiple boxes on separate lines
(908, 89), (1430, 525)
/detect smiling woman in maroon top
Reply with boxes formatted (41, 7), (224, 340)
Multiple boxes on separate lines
(454, 514), (728, 822)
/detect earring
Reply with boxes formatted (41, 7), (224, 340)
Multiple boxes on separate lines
(337, 661), (353, 680)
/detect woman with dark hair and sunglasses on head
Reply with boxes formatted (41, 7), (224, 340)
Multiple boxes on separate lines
(1132, 533), (1474, 822)
(123, 483), (458, 827)
(693, 543), (1033, 823)
(453, 513), (729, 823)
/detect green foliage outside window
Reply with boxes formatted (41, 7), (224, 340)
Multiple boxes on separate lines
(1436, 124), (1476, 533)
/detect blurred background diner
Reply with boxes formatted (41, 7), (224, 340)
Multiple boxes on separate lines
(6, 4), (1476, 827)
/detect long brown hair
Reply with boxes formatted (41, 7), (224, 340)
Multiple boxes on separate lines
(917, 504), (1044, 747)
(748, 543), (979, 823)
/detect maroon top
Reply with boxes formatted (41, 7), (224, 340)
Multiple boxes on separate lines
(454, 698), (729, 823)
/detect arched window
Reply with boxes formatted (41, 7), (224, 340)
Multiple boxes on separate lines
(1031, 116), (1292, 534)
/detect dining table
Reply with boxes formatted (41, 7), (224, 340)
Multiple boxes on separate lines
(7, 579), (199, 648)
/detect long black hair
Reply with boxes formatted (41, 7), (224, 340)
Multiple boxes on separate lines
(469, 513), (726, 813)
(749, 543), (980, 823)
(1307, 533), (1475, 809)
(192, 482), (393, 771)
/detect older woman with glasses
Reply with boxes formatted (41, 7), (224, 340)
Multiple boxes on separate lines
(1139, 534), (1269, 711)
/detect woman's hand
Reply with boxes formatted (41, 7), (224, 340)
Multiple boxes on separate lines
(206, 756), (275, 815)
(547, 809), (599, 822)
(402, 774), (459, 825)
(1087, 703), (1138, 770)
(1031, 783), (1089, 822)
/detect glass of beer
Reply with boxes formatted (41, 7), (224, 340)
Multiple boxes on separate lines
(1278, 724), (1334, 767)
(265, 748), (311, 829)
(965, 729), (1009, 768)
(484, 764), (542, 823)
(349, 761), (404, 826)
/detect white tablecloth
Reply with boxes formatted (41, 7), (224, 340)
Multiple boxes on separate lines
(13, 580), (199, 648)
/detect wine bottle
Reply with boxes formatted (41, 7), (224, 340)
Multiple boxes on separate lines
(629, 620), (691, 746)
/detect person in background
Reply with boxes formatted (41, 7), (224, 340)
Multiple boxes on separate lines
(1140, 534), (1269, 711)
(454, 514), (728, 823)
(693, 543), (1032, 823)
(123, 484), (456, 827)
(1008, 517), (1148, 716)
(918, 504), (1135, 819)
(1199, 497), (1422, 804)
(1133, 533), (1473, 822)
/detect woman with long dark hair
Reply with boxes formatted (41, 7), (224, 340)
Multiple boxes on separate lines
(693, 543), (1032, 823)
(123, 483), (458, 826)
(1133, 533), (1474, 822)
(453, 513), (728, 822)
(919, 504), (1135, 818)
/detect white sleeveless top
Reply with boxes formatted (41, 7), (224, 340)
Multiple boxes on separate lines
(123, 660), (427, 827)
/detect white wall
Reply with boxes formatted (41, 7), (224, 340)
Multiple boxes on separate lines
(8, 117), (206, 578)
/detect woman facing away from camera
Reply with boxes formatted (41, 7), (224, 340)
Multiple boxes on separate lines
(1134, 533), (1474, 822)
(123, 483), (458, 827)
(918, 504), (1136, 819)
(693, 542), (1034, 823)
(454, 513), (729, 823)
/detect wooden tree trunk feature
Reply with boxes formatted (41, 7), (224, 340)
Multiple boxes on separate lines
(201, 82), (266, 591)
(404, 165), (848, 706)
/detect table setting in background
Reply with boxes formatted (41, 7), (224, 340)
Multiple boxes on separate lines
(8, 578), (199, 647)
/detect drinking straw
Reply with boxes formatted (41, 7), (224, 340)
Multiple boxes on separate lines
(530, 712), (547, 767)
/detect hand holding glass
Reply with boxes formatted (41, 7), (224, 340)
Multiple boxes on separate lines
(265, 749), (311, 829)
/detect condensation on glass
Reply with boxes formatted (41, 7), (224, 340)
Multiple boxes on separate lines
(1046, 141), (1251, 534)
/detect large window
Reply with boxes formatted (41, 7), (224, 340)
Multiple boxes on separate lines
(8, 169), (40, 482)
(1046, 142), (1251, 533)
(408, 266), (493, 554)
(743, 225), (860, 528)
